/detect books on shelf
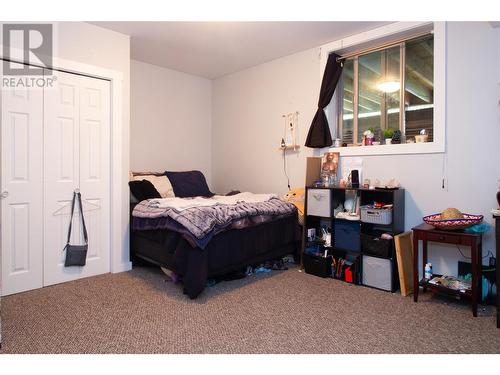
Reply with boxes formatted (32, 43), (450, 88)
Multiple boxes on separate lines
(427, 275), (471, 292)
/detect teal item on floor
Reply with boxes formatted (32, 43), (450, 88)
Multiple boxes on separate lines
(482, 277), (489, 301)
(254, 266), (271, 273)
(206, 279), (217, 287)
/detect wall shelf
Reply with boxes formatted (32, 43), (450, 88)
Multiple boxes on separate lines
(279, 145), (300, 151)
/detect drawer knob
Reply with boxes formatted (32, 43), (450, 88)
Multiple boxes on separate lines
(439, 236), (445, 241)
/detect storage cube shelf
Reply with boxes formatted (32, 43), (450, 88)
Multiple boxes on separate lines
(302, 186), (405, 292)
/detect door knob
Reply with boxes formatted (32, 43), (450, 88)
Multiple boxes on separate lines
(0, 191), (9, 199)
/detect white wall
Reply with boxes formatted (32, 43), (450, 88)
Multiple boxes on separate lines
(130, 60), (212, 185)
(212, 48), (319, 195)
(212, 22), (500, 275)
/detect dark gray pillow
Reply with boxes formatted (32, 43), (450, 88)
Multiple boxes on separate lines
(164, 170), (213, 198)
(128, 180), (161, 201)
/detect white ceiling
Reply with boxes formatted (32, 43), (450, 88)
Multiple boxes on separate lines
(91, 22), (391, 79)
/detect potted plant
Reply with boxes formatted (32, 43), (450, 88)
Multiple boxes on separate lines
(363, 129), (374, 145)
(383, 128), (394, 144)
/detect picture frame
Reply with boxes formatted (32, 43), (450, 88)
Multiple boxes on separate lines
(321, 152), (339, 176)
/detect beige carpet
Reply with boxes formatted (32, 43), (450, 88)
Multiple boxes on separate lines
(1, 265), (499, 354)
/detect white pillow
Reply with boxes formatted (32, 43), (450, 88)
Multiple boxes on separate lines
(133, 174), (175, 198)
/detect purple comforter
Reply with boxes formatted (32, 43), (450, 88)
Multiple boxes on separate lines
(132, 198), (297, 249)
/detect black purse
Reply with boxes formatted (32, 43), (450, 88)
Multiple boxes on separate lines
(63, 191), (88, 267)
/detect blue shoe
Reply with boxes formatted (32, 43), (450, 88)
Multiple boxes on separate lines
(206, 279), (217, 287)
(255, 266), (271, 273)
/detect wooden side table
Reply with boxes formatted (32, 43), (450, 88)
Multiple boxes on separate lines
(412, 223), (483, 317)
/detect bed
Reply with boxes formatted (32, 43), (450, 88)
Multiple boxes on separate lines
(129, 171), (301, 299)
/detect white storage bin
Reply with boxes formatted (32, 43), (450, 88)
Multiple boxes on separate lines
(362, 255), (394, 291)
(306, 189), (331, 217)
(360, 205), (392, 225)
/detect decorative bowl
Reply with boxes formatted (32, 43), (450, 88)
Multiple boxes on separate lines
(423, 213), (483, 231)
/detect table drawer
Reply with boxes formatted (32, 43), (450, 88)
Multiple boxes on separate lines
(459, 236), (479, 246)
(426, 232), (461, 245)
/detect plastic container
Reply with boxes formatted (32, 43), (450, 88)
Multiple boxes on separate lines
(360, 205), (393, 225)
(424, 263), (433, 279)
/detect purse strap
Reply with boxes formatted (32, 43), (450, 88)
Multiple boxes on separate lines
(65, 191), (88, 246)
(77, 191), (88, 245)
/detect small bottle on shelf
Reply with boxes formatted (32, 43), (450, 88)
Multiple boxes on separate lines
(424, 263), (433, 280)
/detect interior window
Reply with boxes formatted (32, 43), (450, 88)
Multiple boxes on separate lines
(341, 59), (354, 144)
(339, 34), (434, 145)
(404, 35), (434, 141)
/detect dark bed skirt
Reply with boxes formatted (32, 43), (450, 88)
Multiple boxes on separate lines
(131, 214), (301, 298)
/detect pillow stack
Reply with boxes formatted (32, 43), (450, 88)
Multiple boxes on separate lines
(129, 170), (213, 202)
(132, 173), (175, 198)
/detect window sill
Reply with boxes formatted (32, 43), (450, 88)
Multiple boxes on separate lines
(328, 141), (445, 156)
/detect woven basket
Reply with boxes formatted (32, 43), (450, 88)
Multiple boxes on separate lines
(423, 213), (483, 231)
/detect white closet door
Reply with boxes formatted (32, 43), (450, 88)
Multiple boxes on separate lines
(1, 63), (44, 295)
(43, 71), (111, 286)
(77, 75), (111, 278)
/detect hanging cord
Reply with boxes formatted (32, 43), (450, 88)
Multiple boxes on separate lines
(441, 152), (448, 190)
(282, 113), (291, 191)
(455, 245), (493, 260)
(283, 147), (291, 191)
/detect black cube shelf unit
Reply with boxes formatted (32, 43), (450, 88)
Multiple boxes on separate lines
(302, 186), (405, 292)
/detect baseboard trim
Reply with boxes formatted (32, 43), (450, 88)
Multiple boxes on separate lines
(111, 261), (133, 273)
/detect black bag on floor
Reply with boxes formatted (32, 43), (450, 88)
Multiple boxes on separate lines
(63, 191), (88, 267)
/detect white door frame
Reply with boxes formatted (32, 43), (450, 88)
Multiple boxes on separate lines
(0, 53), (131, 276)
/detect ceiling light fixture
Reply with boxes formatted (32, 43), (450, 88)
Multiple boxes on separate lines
(376, 80), (400, 93)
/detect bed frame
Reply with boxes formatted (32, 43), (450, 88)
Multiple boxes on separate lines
(130, 212), (301, 298)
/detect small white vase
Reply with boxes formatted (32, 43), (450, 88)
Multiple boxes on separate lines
(385, 139), (392, 145)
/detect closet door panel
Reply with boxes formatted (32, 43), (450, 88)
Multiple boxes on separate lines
(78, 77), (110, 275)
(43, 71), (84, 285)
(43, 71), (110, 286)
(1, 63), (44, 295)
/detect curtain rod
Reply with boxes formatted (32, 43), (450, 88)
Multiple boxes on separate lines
(335, 30), (433, 62)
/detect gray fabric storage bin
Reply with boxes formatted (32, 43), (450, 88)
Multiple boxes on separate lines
(306, 189), (331, 217)
(362, 255), (393, 291)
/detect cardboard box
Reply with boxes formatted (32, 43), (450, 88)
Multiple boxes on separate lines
(305, 157), (322, 187)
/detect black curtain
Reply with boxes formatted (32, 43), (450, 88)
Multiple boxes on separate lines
(305, 53), (343, 148)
